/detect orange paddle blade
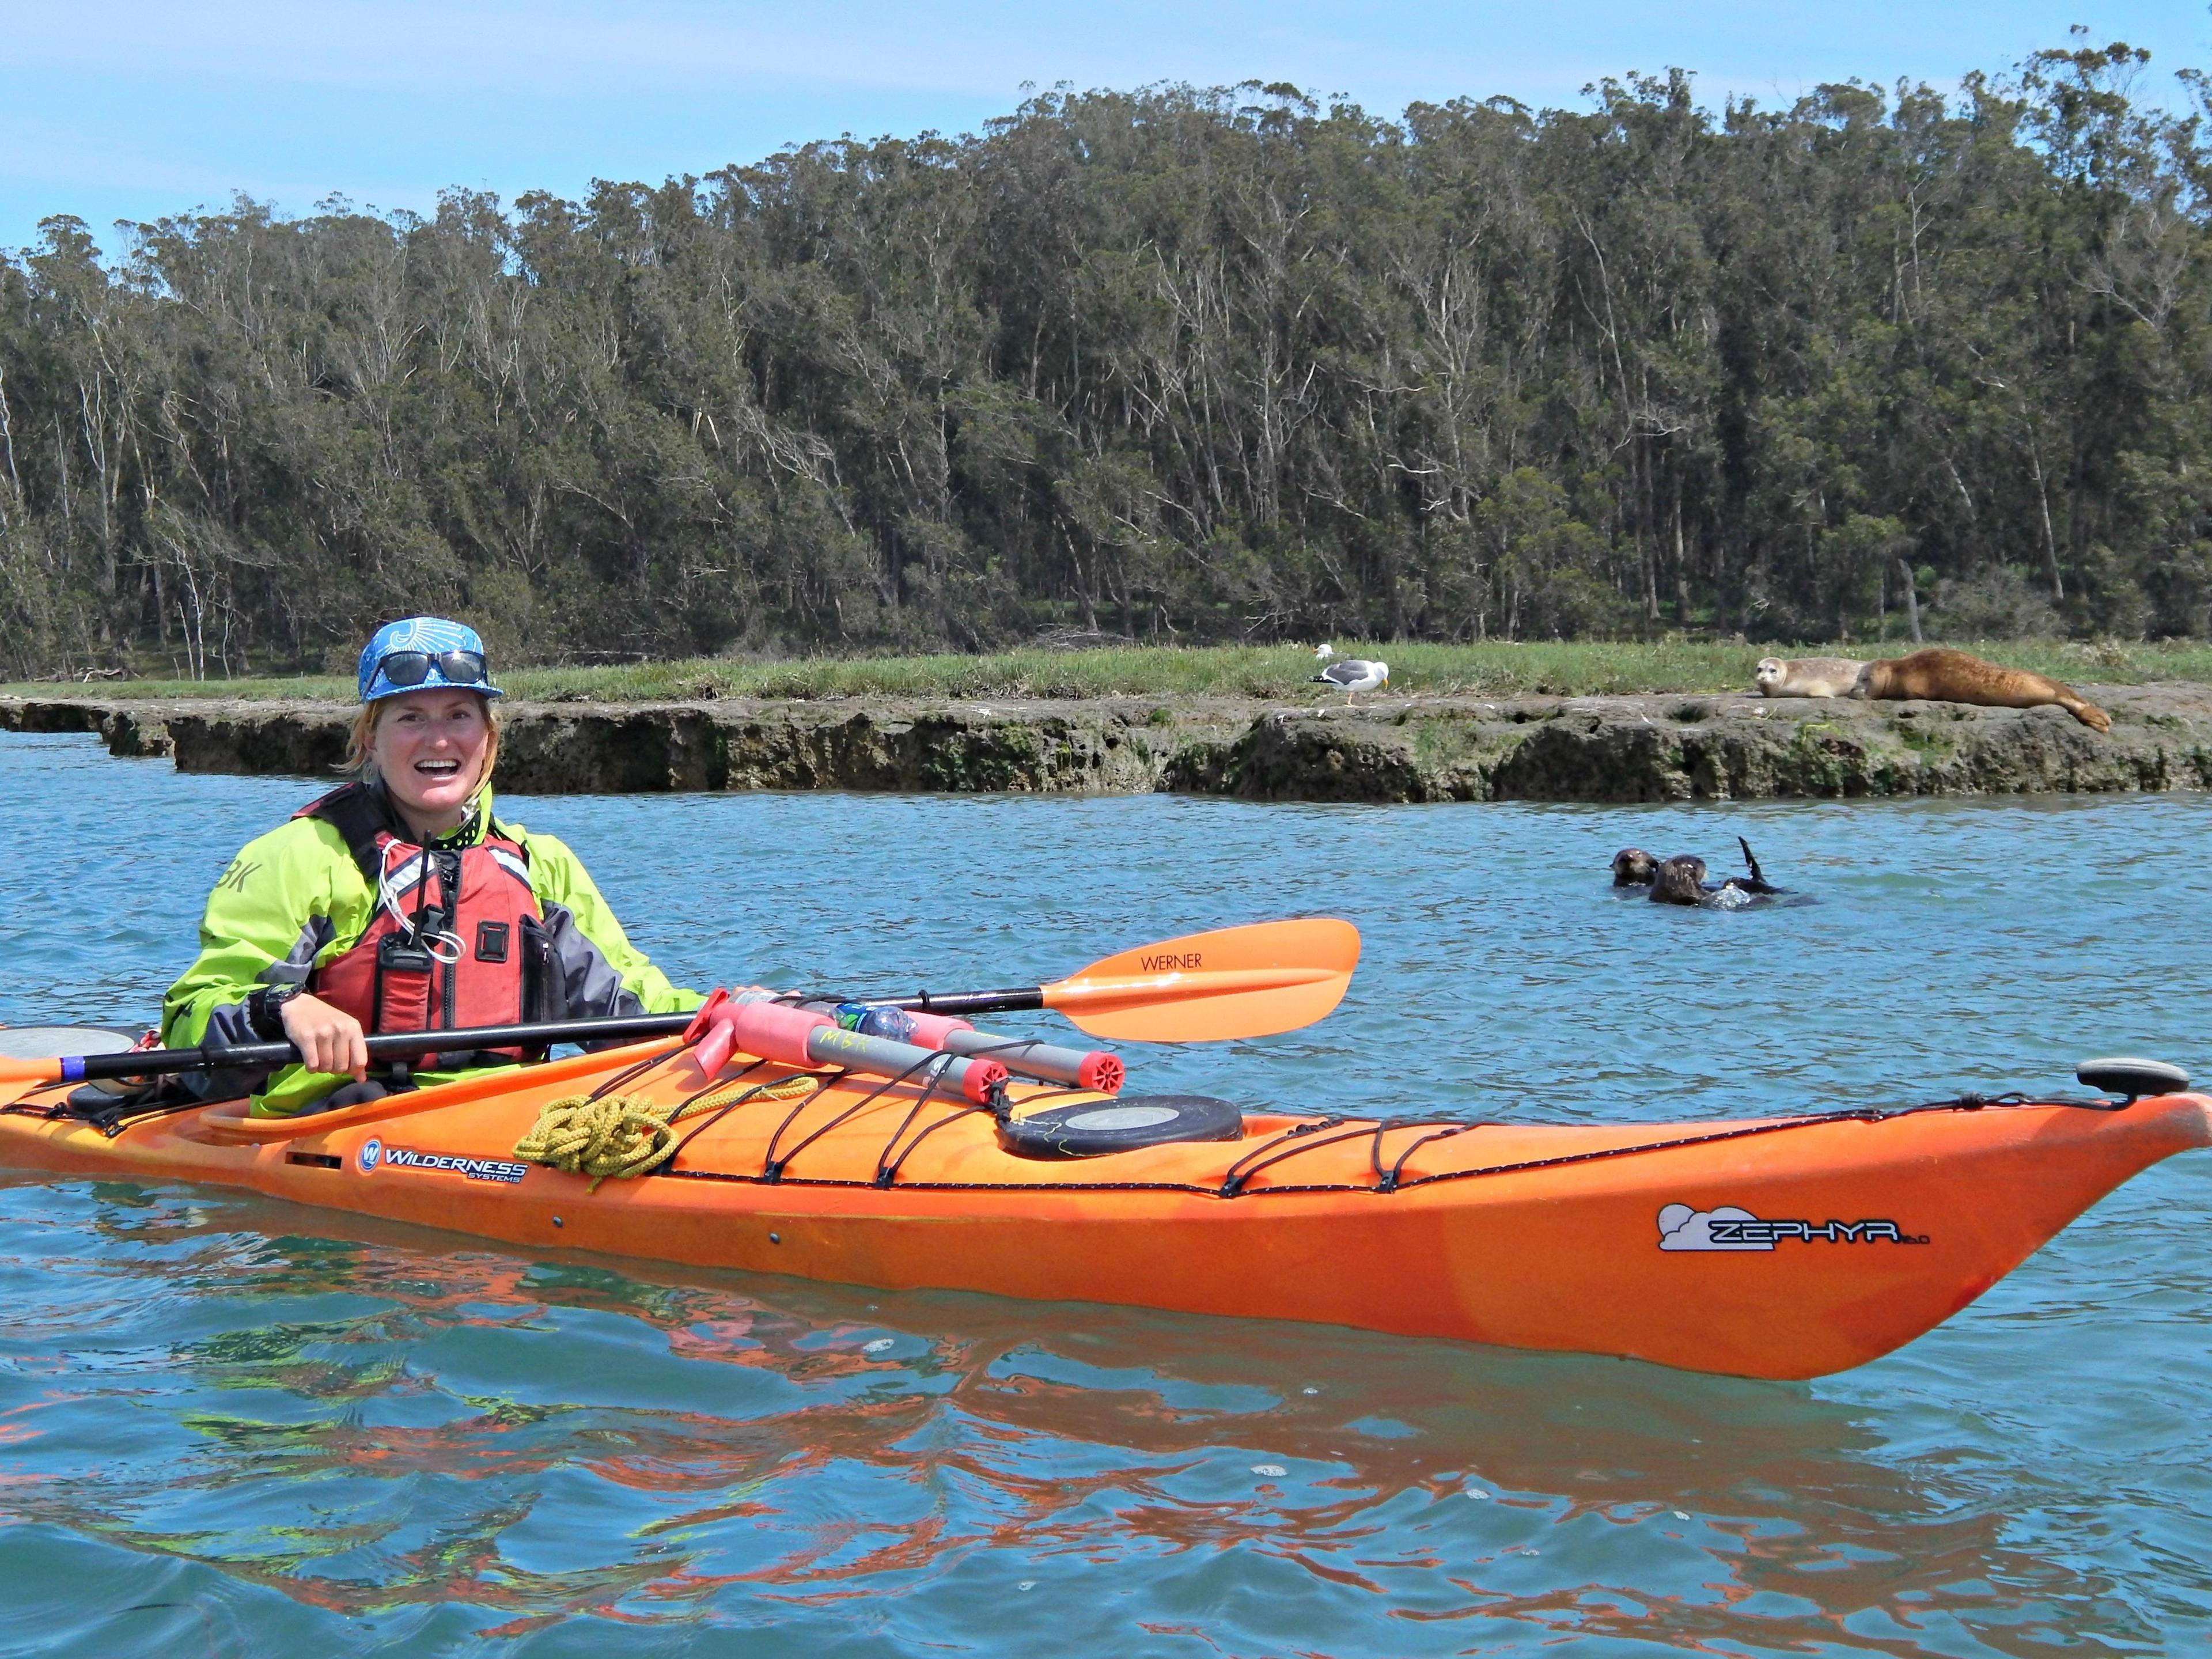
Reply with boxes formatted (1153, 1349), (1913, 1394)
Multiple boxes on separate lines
(0, 1058), (66, 1111)
(1042, 918), (1359, 1041)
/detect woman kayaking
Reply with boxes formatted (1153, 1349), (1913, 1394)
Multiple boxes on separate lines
(161, 617), (704, 1115)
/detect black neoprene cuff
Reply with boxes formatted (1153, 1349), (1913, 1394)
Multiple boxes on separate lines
(246, 985), (296, 1041)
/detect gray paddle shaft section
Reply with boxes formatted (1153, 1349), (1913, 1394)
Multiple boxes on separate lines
(938, 1029), (1099, 1087)
(802, 1025), (994, 1096)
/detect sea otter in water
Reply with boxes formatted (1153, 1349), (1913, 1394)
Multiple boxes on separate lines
(1645, 838), (1786, 907)
(1611, 848), (1659, 886)
(1855, 647), (2111, 732)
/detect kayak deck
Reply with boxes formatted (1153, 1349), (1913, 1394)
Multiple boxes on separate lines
(2, 1039), (2205, 1380)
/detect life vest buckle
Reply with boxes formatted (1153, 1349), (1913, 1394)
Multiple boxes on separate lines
(378, 934), (436, 975)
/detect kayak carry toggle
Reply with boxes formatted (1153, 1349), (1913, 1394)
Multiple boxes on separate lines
(2077, 1056), (2191, 1103)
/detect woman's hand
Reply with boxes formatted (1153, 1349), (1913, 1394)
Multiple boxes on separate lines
(280, 993), (369, 1080)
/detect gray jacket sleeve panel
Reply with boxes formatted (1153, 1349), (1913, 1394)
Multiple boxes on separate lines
(263, 916), (336, 987)
(540, 900), (649, 1022)
(182, 996), (270, 1101)
(183, 916), (336, 1100)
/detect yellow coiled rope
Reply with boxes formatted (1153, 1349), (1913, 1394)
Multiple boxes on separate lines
(514, 1072), (822, 1190)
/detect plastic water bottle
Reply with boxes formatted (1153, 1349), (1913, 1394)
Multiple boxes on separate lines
(832, 1002), (922, 1043)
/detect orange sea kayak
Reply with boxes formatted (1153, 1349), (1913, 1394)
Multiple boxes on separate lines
(1, 1039), (2203, 1381)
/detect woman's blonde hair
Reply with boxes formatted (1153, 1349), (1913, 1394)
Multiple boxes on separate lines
(344, 693), (501, 791)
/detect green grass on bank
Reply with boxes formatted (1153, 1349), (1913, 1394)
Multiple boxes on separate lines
(9, 638), (2210, 704)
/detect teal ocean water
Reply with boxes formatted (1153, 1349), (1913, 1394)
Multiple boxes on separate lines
(1, 729), (2208, 1655)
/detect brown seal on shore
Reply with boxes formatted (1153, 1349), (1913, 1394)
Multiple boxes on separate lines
(1612, 848), (1658, 886)
(1854, 647), (2111, 732)
(1754, 656), (1868, 698)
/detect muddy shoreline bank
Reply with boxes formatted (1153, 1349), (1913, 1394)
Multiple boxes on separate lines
(4, 685), (2207, 803)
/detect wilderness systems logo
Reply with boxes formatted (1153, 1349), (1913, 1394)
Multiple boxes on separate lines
(356, 1137), (527, 1185)
(1657, 1203), (1927, 1251)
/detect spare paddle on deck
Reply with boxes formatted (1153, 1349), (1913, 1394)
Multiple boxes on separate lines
(687, 999), (1007, 1103)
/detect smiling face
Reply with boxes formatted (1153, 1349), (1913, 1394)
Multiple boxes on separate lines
(367, 688), (491, 835)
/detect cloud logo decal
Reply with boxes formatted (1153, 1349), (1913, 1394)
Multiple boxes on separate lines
(1657, 1203), (1772, 1251)
(1657, 1204), (1920, 1249)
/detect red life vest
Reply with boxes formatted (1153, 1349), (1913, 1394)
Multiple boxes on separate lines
(296, 783), (550, 1052)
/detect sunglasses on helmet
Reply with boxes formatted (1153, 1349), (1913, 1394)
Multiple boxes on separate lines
(372, 649), (489, 690)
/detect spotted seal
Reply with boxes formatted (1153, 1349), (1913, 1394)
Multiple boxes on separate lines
(1753, 656), (1869, 698)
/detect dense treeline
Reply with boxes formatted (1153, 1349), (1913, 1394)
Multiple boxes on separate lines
(2, 38), (2209, 677)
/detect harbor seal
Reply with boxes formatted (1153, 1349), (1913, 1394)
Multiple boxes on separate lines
(1611, 848), (1658, 887)
(1855, 648), (2111, 733)
(1754, 656), (1869, 698)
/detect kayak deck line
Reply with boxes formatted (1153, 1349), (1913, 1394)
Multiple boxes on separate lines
(0, 1084), (2142, 1199)
(1, 1040), (2206, 1380)
(28, 1003), (2124, 1194)
(60, 1044), (2126, 1201)
(642, 1093), (2129, 1198)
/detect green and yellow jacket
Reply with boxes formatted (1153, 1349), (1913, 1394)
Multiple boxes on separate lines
(162, 784), (700, 1114)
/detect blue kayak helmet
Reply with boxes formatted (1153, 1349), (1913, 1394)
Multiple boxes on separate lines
(357, 616), (505, 704)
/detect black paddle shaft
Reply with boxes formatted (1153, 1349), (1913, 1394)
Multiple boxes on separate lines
(891, 987), (1045, 1018)
(56, 983), (1059, 1082)
(58, 1013), (696, 1082)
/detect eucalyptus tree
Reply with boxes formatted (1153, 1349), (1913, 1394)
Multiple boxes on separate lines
(0, 39), (2206, 676)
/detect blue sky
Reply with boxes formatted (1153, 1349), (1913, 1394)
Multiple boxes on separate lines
(2, 1), (2205, 255)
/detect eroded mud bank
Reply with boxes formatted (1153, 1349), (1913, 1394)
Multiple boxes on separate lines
(5, 684), (2206, 802)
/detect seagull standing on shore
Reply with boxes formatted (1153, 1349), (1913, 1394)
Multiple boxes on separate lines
(1312, 658), (1389, 705)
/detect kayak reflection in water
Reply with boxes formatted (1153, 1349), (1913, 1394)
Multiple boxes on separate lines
(160, 616), (707, 1116)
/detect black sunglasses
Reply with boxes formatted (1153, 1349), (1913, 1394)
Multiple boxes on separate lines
(374, 649), (488, 690)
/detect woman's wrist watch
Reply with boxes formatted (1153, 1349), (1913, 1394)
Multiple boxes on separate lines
(248, 982), (304, 1040)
